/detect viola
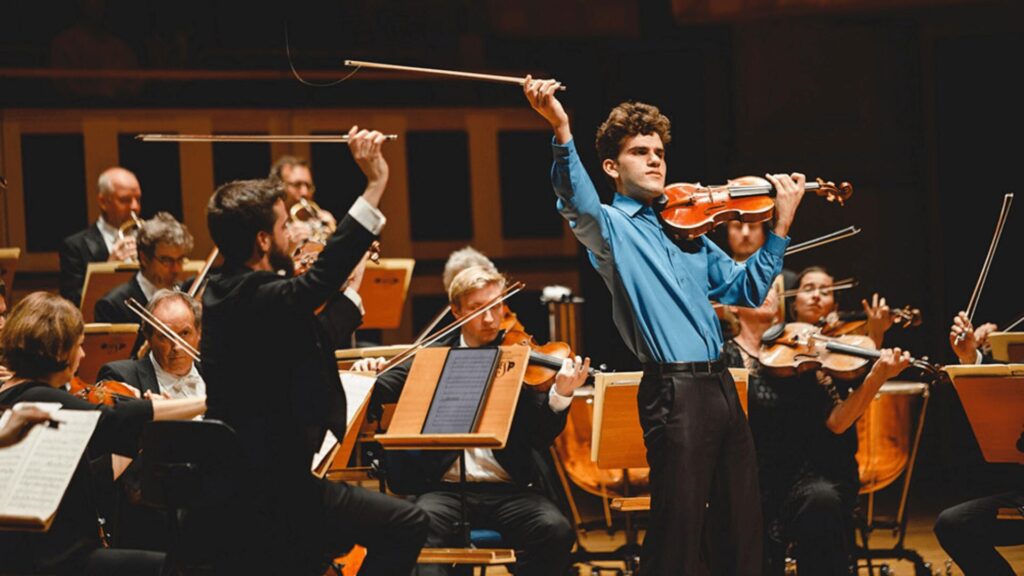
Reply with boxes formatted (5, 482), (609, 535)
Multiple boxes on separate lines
(501, 329), (598, 392)
(820, 305), (922, 337)
(759, 322), (936, 381)
(655, 175), (853, 240)
(68, 376), (141, 406)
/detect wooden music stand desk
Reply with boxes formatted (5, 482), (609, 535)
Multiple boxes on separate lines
(0, 247), (20, 294)
(944, 364), (1024, 464)
(79, 260), (206, 322)
(357, 257), (414, 330)
(375, 345), (528, 567)
(987, 332), (1024, 363)
(77, 323), (141, 383)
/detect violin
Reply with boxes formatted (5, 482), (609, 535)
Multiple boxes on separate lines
(68, 376), (141, 406)
(655, 175), (853, 240)
(759, 322), (936, 381)
(821, 305), (922, 337)
(501, 329), (599, 392)
(293, 240), (380, 276)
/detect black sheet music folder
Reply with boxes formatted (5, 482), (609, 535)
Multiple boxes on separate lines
(421, 347), (501, 434)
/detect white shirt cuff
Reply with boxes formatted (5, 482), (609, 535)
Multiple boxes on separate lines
(343, 286), (365, 315)
(548, 386), (573, 413)
(348, 196), (386, 236)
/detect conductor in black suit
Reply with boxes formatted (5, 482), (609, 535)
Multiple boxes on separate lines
(59, 166), (142, 305)
(201, 126), (427, 575)
(95, 212), (194, 326)
(357, 265), (590, 576)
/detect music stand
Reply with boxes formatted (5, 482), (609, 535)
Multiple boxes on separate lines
(76, 323), (140, 383)
(375, 346), (527, 566)
(357, 258), (414, 330)
(987, 332), (1024, 363)
(79, 260), (206, 322)
(945, 364), (1024, 464)
(0, 247), (20, 294)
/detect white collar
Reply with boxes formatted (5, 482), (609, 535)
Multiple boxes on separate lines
(96, 216), (118, 250)
(135, 271), (160, 301)
(149, 353), (203, 398)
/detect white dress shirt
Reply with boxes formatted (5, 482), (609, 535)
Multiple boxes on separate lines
(150, 353), (205, 400)
(96, 216), (119, 254)
(442, 335), (573, 483)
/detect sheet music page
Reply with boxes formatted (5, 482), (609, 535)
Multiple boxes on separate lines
(311, 372), (376, 471)
(0, 405), (100, 526)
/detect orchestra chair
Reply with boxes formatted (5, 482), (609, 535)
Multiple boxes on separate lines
(139, 420), (249, 576)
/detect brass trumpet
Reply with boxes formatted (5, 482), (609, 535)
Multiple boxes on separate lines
(288, 198), (335, 244)
(116, 211), (144, 261)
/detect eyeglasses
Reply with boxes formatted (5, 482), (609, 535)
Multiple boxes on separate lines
(286, 180), (316, 193)
(153, 255), (188, 267)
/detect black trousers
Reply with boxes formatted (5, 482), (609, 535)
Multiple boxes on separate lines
(766, 475), (854, 576)
(637, 366), (762, 575)
(934, 490), (1024, 576)
(210, 479), (428, 575)
(413, 485), (575, 576)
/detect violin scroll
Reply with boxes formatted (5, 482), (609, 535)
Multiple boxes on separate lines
(813, 178), (853, 206)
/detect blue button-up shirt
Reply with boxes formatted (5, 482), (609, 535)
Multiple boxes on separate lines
(551, 139), (788, 364)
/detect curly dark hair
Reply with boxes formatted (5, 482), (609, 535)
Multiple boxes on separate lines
(595, 101), (672, 162)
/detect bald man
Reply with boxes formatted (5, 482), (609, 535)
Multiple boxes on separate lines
(59, 166), (142, 305)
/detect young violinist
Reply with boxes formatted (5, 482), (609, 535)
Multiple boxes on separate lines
(201, 126), (428, 575)
(354, 265), (589, 576)
(0, 291), (205, 575)
(524, 76), (806, 573)
(722, 267), (909, 575)
(933, 312), (1022, 576)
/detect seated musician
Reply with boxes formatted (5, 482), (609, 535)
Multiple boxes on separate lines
(95, 212), (193, 325)
(59, 166), (142, 305)
(201, 127), (428, 575)
(356, 265), (589, 576)
(721, 267), (908, 575)
(933, 312), (1022, 576)
(97, 290), (204, 399)
(270, 154), (337, 246)
(0, 291), (205, 575)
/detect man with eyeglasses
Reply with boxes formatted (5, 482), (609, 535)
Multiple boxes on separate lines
(270, 155), (337, 246)
(95, 212), (194, 327)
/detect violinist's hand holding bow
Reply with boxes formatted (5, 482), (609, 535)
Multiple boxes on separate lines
(863, 293), (893, 348)
(765, 173), (806, 238)
(0, 407), (53, 448)
(351, 356), (388, 374)
(949, 311), (997, 364)
(554, 355), (591, 398)
(523, 75), (572, 145)
(347, 125), (389, 208)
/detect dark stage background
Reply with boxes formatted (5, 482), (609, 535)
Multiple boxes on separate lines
(1, 0), (1021, 520)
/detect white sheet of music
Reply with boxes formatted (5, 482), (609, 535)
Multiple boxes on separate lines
(0, 404), (100, 530)
(311, 372), (376, 472)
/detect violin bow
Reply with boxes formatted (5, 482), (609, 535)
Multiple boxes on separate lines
(343, 59), (566, 91)
(136, 134), (398, 143)
(1002, 312), (1024, 333)
(785, 226), (862, 256)
(782, 278), (858, 299)
(956, 193), (1013, 344)
(378, 281), (525, 375)
(125, 297), (201, 362)
(412, 305), (451, 346)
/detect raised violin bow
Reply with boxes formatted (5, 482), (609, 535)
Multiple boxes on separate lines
(343, 59), (566, 91)
(136, 133), (398, 143)
(785, 226), (862, 256)
(782, 277), (858, 299)
(955, 193), (1013, 344)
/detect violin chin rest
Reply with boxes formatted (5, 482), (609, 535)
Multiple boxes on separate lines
(761, 322), (786, 345)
